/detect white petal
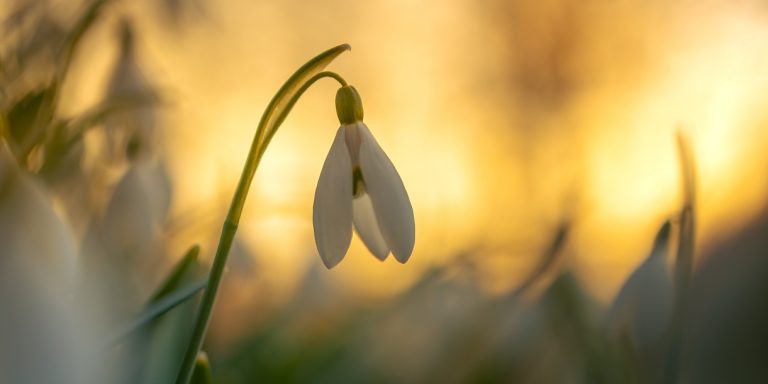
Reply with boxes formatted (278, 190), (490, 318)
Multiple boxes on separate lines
(353, 193), (390, 260)
(357, 123), (415, 263)
(313, 127), (354, 268)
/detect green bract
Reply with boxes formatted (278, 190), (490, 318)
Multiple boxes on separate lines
(335, 85), (365, 124)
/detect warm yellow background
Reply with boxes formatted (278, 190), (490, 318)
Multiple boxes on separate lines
(59, 0), (768, 334)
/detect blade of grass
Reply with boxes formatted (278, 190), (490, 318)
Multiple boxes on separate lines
(102, 245), (203, 347)
(150, 245), (201, 302)
(674, 131), (696, 299)
(510, 222), (569, 299)
(103, 279), (207, 348)
(19, 0), (112, 161)
(663, 131), (697, 383)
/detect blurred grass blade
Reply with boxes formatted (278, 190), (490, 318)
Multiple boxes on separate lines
(191, 351), (213, 384)
(151, 245), (201, 302)
(674, 132), (696, 300)
(105, 279), (207, 346)
(68, 93), (162, 140)
(510, 222), (569, 299)
(104, 245), (203, 346)
(18, 0), (112, 161)
(6, 89), (51, 150)
(664, 132), (698, 382)
(59, 0), (112, 79)
(39, 93), (161, 177)
(142, 246), (205, 383)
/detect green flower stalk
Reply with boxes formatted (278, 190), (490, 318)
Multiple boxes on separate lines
(176, 43), (415, 383)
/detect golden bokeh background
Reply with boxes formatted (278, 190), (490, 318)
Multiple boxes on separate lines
(53, 0), (768, 347)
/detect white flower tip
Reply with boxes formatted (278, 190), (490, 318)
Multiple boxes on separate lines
(319, 250), (343, 269)
(355, 123), (415, 265)
(391, 229), (415, 264)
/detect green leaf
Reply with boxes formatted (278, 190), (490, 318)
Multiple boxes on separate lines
(58, 0), (112, 79)
(510, 222), (569, 299)
(104, 278), (207, 346)
(6, 89), (51, 148)
(102, 245), (204, 346)
(190, 351), (213, 384)
(674, 132), (696, 298)
(140, 245), (207, 383)
(150, 245), (202, 303)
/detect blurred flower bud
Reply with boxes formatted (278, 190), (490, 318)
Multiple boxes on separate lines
(102, 18), (159, 164)
(606, 221), (673, 376)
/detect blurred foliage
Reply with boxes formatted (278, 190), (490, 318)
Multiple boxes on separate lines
(1, 1), (768, 384)
(1, 1), (205, 383)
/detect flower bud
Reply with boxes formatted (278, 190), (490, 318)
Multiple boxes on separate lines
(335, 85), (364, 124)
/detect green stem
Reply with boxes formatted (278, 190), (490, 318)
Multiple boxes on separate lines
(174, 45), (350, 384)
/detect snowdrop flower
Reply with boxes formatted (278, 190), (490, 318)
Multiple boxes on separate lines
(0, 140), (94, 384)
(0, 139), (77, 284)
(313, 85), (414, 268)
(103, 19), (158, 164)
(606, 221), (673, 357)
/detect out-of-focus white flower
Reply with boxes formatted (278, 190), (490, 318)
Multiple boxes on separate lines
(606, 221), (673, 356)
(0, 140), (100, 383)
(81, 157), (172, 318)
(102, 158), (171, 253)
(102, 18), (158, 164)
(313, 85), (414, 268)
(0, 139), (77, 284)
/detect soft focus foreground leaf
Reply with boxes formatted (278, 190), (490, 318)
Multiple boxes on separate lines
(1, 0), (113, 167)
(6, 88), (52, 151)
(140, 247), (206, 384)
(58, 0), (112, 80)
(151, 245), (202, 302)
(107, 278), (207, 346)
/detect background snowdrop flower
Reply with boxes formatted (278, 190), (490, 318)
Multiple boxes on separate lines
(0, 140), (98, 384)
(313, 85), (415, 268)
(102, 18), (159, 166)
(605, 220), (673, 376)
(0, 139), (77, 285)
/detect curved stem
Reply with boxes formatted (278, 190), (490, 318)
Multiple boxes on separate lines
(264, 71), (348, 149)
(174, 46), (350, 384)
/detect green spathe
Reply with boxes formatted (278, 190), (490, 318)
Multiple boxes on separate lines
(336, 85), (364, 124)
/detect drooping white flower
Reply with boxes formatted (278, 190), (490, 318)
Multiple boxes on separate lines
(313, 85), (414, 268)
(103, 18), (158, 164)
(606, 221), (673, 357)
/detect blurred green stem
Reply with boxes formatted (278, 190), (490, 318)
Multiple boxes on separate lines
(174, 44), (351, 384)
